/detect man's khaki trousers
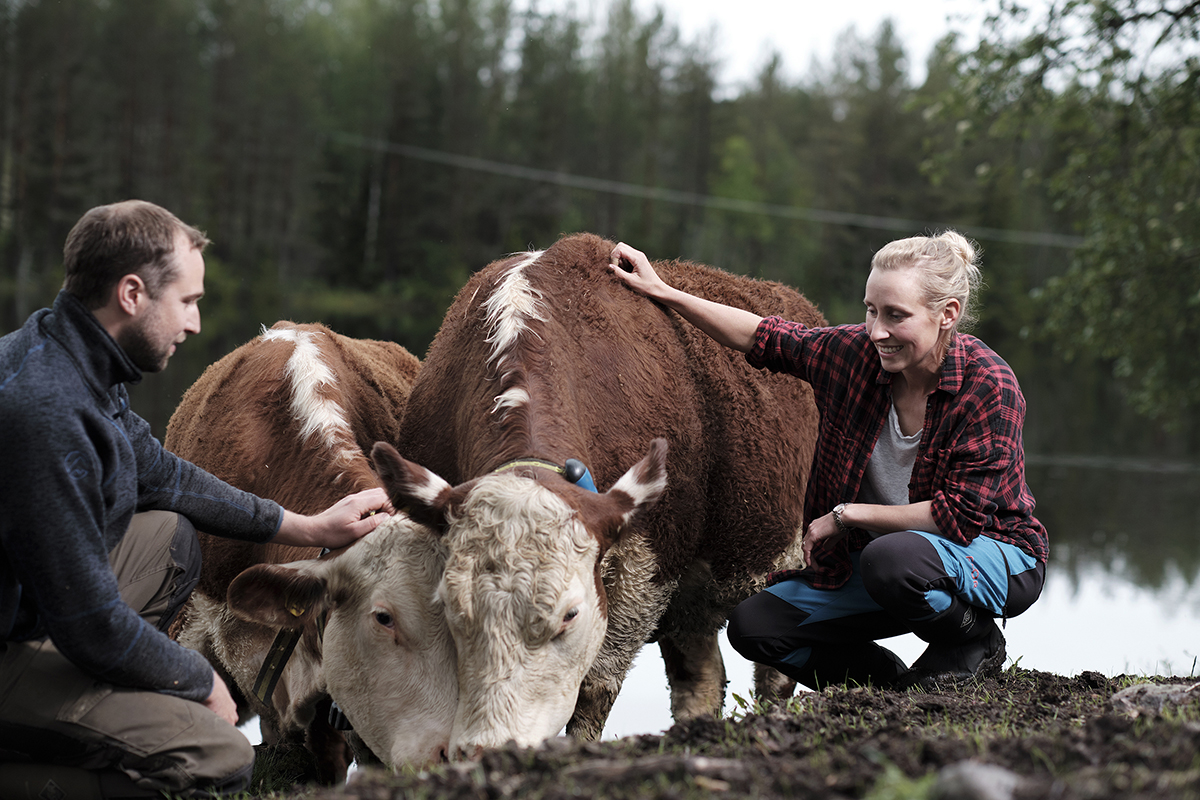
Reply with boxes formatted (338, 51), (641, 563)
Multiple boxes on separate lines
(0, 512), (254, 797)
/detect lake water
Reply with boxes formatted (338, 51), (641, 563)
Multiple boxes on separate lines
(604, 559), (1200, 739)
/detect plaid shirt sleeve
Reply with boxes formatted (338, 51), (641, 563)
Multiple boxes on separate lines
(917, 337), (1048, 563)
(748, 317), (888, 588)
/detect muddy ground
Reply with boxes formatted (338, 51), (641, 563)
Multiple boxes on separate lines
(264, 669), (1200, 800)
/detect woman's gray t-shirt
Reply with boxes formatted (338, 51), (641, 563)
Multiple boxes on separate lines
(857, 402), (922, 513)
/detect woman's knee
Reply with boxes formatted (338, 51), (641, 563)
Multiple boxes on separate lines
(727, 591), (806, 663)
(860, 532), (947, 610)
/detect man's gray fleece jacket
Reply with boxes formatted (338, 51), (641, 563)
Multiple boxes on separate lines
(0, 291), (282, 702)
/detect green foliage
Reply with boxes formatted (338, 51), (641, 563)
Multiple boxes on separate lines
(9, 0), (1186, 435)
(955, 0), (1200, 425)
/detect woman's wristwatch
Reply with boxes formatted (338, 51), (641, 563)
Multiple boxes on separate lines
(832, 502), (851, 534)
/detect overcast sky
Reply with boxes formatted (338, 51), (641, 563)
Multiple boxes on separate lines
(523, 0), (1001, 90)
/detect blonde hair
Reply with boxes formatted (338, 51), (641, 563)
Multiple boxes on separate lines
(870, 230), (983, 331)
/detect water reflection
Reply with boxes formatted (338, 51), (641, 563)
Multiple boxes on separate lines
(1028, 459), (1200, 593)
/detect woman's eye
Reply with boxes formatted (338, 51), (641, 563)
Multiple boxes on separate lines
(374, 610), (394, 628)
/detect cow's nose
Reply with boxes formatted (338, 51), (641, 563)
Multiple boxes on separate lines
(438, 745), (451, 763)
(454, 743), (484, 761)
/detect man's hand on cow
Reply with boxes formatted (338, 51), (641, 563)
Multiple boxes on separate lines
(274, 487), (394, 549)
(609, 242), (671, 300)
(204, 669), (239, 727)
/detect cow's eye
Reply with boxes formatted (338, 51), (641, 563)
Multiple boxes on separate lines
(374, 609), (395, 628)
(554, 606), (580, 639)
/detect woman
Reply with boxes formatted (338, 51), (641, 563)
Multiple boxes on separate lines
(607, 232), (1046, 691)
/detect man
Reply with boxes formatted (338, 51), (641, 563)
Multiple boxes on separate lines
(0, 201), (391, 798)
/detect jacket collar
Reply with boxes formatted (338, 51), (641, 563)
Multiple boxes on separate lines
(46, 290), (143, 397)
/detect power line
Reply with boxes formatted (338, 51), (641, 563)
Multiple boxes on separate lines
(331, 132), (1085, 250)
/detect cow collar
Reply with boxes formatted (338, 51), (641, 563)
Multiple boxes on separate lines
(492, 457), (598, 493)
(252, 600), (328, 705)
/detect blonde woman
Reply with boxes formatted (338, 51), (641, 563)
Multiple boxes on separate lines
(608, 233), (1046, 691)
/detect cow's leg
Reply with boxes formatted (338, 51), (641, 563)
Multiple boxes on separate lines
(753, 662), (797, 706)
(567, 669), (627, 741)
(659, 631), (726, 722)
(306, 697), (353, 785)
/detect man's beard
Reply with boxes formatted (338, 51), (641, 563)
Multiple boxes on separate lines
(118, 317), (172, 373)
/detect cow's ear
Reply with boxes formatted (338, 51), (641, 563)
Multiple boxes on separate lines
(228, 562), (328, 629)
(370, 442), (454, 533)
(592, 438), (668, 550)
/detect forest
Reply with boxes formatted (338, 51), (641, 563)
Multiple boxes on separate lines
(1, 0), (1197, 445)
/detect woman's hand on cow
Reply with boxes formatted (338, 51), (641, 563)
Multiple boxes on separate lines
(274, 487), (394, 549)
(801, 513), (847, 568)
(608, 241), (763, 353)
(609, 242), (672, 300)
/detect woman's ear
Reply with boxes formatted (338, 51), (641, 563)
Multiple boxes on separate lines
(940, 297), (962, 330)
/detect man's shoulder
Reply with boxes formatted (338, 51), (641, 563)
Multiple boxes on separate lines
(2, 329), (83, 393)
(1, 326), (91, 430)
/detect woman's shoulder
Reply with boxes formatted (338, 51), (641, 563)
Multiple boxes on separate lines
(762, 317), (868, 347)
(950, 334), (1026, 408)
(952, 334), (1018, 376)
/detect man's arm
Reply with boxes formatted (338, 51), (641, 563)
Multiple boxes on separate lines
(273, 488), (392, 549)
(129, 409), (391, 549)
(205, 669), (239, 725)
(608, 242), (763, 353)
(0, 411), (218, 702)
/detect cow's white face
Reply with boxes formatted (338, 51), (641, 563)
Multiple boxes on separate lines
(228, 515), (456, 767)
(441, 474), (608, 751)
(371, 439), (668, 758)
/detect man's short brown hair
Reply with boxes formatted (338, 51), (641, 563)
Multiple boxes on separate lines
(62, 200), (210, 309)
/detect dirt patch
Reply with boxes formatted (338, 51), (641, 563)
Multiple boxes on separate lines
(278, 670), (1200, 799)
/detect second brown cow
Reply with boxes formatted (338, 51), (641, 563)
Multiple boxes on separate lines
(373, 233), (824, 756)
(164, 322), (453, 782)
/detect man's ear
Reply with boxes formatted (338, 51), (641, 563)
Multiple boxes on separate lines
(113, 274), (149, 316)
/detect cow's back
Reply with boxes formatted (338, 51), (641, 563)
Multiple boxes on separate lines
(398, 234), (821, 588)
(166, 321), (419, 598)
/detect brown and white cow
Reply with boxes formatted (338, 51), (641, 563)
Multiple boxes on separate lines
(164, 321), (455, 782)
(373, 233), (823, 755)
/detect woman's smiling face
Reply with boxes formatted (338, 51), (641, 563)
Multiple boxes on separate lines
(864, 265), (957, 378)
